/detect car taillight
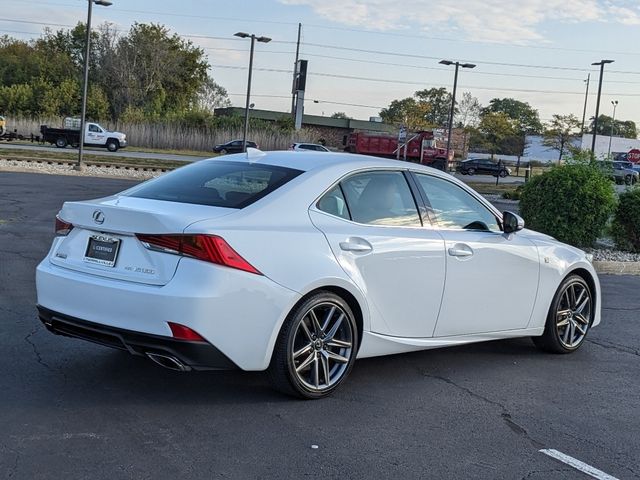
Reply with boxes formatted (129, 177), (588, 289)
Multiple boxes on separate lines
(136, 234), (261, 275)
(55, 215), (73, 236)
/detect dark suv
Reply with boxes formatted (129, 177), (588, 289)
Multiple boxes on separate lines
(213, 140), (258, 154)
(458, 158), (511, 177)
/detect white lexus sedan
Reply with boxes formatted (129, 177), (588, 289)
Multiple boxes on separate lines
(36, 151), (600, 399)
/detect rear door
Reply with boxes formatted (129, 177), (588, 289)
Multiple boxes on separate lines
(310, 169), (446, 338)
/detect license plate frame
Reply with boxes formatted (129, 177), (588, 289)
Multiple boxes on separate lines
(84, 234), (121, 267)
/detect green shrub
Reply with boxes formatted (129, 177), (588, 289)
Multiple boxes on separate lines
(611, 188), (640, 253)
(519, 163), (616, 247)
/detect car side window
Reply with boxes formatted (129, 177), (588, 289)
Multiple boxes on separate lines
(340, 171), (422, 227)
(414, 174), (501, 232)
(89, 124), (99, 133)
(317, 185), (350, 220)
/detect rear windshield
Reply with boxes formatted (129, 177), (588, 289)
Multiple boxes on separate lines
(126, 160), (302, 208)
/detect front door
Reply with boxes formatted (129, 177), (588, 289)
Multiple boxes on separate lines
(412, 173), (540, 337)
(310, 170), (446, 338)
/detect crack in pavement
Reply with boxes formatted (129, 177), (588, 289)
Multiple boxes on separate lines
(520, 467), (574, 479)
(1, 444), (20, 479)
(587, 338), (640, 357)
(417, 369), (544, 450)
(24, 326), (53, 371)
(602, 306), (640, 312)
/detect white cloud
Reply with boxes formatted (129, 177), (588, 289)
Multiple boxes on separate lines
(279, 0), (635, 43)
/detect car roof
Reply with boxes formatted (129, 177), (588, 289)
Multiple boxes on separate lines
(206, 150), (445, 176)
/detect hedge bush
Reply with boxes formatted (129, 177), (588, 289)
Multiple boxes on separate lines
(519, 163), (616, 247)
(611, 188), (640, 253)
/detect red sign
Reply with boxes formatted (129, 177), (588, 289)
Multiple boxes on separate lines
(628, 149), (640, 163)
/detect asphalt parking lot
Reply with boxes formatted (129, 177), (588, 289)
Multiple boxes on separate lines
(1, 171), (639, 479)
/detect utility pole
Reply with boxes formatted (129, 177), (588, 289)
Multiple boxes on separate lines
(440, 60), (476, 171)
(581, 73), (590, 134)
(591, 59), (614, 156)
(291, 23), (301, 117)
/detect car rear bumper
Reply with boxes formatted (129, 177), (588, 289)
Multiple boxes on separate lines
(37, 305), (238, 370)
(36, 257), (300, 370)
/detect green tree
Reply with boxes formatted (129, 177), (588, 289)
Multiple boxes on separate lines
(414, 87), (451, 126)
(482, 98), (543, 134)
(330, 112), (350, 119)
(477, 112), (516, 159)
(588, 114), (637, 139)
(543, 114), (582, 163)
(380, 97), (430, 130)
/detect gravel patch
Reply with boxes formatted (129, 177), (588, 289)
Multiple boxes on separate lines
(584, 247), (640, 263)
(0, 158), (163, 180)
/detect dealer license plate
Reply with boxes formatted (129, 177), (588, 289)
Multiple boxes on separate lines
(84, 234), (120, 267)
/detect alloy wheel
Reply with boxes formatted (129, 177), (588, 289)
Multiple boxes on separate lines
(290, 302), (354, 392)
(555, 281), (592, 349)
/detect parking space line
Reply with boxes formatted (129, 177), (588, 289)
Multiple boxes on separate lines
(540, 449), (619, 480)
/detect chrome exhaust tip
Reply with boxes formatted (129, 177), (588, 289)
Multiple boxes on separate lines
(146, 352), (191, 372)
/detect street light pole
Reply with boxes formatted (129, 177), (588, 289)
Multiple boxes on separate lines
(235, 32), (271, 153)
(590, 59), (614, 156)
(440, 60), (475, 170)
(75, 0), (112, 171)
(607, 100), (618, 158)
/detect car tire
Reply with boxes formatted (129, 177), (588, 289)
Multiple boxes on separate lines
(219, 149), (227, 155)
(467, 167), (475, 175)
(499, 169), (508, 178)
(267, 291), (358, 399)
(625, 175), (633, 186)
(55, 137), (67, 148)
(106, 140), (119, 152)
(532, 274), (593, 354)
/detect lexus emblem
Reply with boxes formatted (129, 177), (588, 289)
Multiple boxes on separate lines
(92, 210), (105, 225)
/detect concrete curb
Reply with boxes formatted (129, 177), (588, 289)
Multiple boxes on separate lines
(593, 261), (640, 276)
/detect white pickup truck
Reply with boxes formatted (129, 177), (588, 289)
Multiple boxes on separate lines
(40, 120), (128, 152)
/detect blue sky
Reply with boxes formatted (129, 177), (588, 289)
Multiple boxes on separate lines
(2, 0), (640, 128)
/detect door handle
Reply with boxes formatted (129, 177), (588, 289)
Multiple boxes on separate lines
(448, 244), (473, 257)
(339, 238), (373, 253)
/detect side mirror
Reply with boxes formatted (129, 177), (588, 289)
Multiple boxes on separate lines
(503, 211), (524, 234)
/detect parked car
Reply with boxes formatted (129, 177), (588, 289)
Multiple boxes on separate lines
(290, 142), (330, 152)
(458, 158), (511, 177)
(598, 161), (639, 185)
(37, 152), (600, 399)
(213, 140), (257, 154)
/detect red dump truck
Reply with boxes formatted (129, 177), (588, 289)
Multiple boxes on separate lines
(344, 130), (454, 170)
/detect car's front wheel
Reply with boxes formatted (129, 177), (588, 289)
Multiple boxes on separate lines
(533, 274), (593, 353)
(268, 291), (358, 399)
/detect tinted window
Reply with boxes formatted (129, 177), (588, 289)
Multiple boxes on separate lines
(415, 174), (500, 231)
(127, 161), (302, 208)
(340, 171), (421, 227)
(317, 185), (350, 220)
(89, 124), (100, 132)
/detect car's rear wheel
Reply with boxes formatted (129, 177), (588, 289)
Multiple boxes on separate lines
(499, 169), (508, 177)
(268, 291), (358, 399)
(533, 275), (593, 353)
(55, 137), (67, 148)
